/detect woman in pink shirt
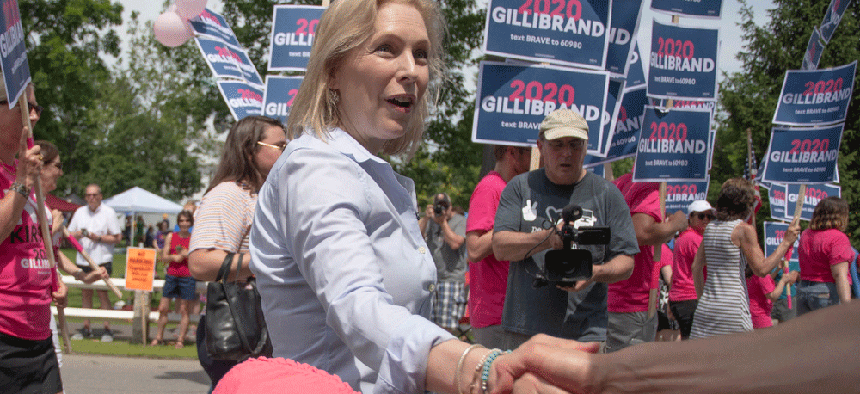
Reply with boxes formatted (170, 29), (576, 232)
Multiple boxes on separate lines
(796, 196), (853, 315)
(669, 200), (713, 339)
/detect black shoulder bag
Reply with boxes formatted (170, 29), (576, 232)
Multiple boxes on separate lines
(205, 252), (273, 360)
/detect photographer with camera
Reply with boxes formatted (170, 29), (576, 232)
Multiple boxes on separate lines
(419, 193), (468, 335)
(492, 109), (639, 351)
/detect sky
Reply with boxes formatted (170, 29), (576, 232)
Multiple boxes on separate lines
(115, 0), (775, 78)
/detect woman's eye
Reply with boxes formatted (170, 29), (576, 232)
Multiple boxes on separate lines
(375, 44), (393, 53)
(414, 49), (428, 59)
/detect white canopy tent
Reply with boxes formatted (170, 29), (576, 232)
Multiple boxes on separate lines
(102, 187), (184, 247)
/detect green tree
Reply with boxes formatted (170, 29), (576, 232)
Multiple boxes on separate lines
(718, 0), (860, 242)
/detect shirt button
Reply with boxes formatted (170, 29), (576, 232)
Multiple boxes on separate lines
(427, 283), (436, 292)
(418, 247), (426, 254)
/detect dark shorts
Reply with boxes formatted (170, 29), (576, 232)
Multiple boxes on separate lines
(163, 275), (197, 300)
(771, 296), (797, 323)
(0, 332), (63, 394)
(81, 261), (113, 276)
(669, 299), (698, 339)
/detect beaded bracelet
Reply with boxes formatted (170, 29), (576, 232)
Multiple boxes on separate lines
(481, 349), (512, 394)
(455, 344), (484, 394)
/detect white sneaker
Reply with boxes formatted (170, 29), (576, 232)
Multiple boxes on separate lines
(100, 329), (114, 342)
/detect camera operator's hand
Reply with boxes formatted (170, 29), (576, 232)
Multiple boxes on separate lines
(548, 222), (566, 250)
(557, 278), (593, 293)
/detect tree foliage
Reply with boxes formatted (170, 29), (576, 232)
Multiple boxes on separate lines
(718, 0), (860, 243)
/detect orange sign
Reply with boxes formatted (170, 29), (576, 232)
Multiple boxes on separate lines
(125, 248), (157, 292)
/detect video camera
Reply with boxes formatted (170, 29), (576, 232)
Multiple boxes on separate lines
(535, 204), (611, 288)
(433, 195), (450, 218)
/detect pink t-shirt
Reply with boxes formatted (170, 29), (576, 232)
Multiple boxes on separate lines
(0, 163), (56, 340)
(465, 171), (509, 328)
(652, 244), (672, 290)
(798, 228), (854, 283)
(608, 179), (661, 313)
(746, 274), (775, 329)
(669, 228), (704, 302)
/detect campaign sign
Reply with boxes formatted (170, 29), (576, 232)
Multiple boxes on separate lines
(190, 8), (240, 47)
(268, 5), (324, 71)
(664, 178), (710, 214)
(767, 183), (790, 221)
(773, 61), (856, 126)
(820, 0), (851, 43)
(217, 81), (264, 121)
(647, 21), (719, 101)
(785, 183), (841, 222)
(262, 76), (303, 125)
(196, 37), (246, 81)
(483, 0), (610, 70)
(596, 78), (625, 157)
(761, 124), (843, 184)
(603, 86), (647, 161)
(650, 0), (723, 18)
(763, 221), (799, 264)
(605, 0), (643, 78)
(626, 43), (645, 88)
(801, 28), (824, 71)
(0, 0), (30, 108)
(473, 61), (609, 152)
(632, 106), (711, 182)
(234, 47), (263, 86)
(583, 155), (605, 177)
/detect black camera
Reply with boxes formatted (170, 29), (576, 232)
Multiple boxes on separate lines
(536, 204), (610, 288)
(432, 194), (450, 218)
(433, 202), (446, 217)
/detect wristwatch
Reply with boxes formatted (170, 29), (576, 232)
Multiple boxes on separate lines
(9, 182), (30, 197)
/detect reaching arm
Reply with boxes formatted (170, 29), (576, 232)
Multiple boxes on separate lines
(1, 133), (40, 241)
(632, 211), (688, 246)
(466, 230), (494, 263)
(766, 270), (799, 301)
(438, 218), (465, 250)
(738, 220), (799, 277)
(831, 262), (851, 304)
(492, 229), (557, 263)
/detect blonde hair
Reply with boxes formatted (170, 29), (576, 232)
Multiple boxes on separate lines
(286, 0), (446, 157)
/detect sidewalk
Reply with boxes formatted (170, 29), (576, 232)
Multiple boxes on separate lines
(61, 354), (210, 393)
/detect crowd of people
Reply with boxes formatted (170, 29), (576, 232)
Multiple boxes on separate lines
(2, 0), (859, 392)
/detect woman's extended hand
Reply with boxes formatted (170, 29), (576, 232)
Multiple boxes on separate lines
(490, 334), (600, 394)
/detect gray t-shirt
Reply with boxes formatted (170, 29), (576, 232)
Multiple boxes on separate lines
(426, 213), (467, 282)
(494, 170), (639, 341)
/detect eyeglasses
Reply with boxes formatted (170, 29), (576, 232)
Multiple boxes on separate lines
(694, 212), (715, 220)
(257, 141), (286, 152)
(0, 100), (43, 116)
(84, 193), (100, 198)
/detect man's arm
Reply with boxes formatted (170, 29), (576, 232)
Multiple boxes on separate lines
(632, 211), (688, 246)
(590, 254), (634, 283)
(492, 229), (557, 263)
(466, 230), (493, 263)
(438, 218), (465, 250)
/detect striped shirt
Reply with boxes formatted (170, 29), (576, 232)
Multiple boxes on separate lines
(690, 219), (752, 339)
(189, 181), (256, 254)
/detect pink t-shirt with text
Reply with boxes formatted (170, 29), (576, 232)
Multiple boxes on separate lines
(465, 171), (509, 328)
(608, 179), (661, 312)
(0, 163), (56, 340)
(798, 228), (854, 283)
(746, 274), (776, 329)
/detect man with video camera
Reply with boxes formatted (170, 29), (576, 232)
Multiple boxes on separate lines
(492, 109), (639, 350)
(419, 193), (468, 335)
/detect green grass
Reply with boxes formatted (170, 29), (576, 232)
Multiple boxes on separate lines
(60, 334), (198, 359)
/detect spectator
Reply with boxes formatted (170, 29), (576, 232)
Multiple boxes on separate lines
(690, 178), (798, 339)
(747, 267), (799, 329)
(796, 196), (853, 315)
(492, 109), (638, 351)
(152, 210), (195, 349)
(465, 145), (530, 349)
(67, 183), (122, 342)
(669, 200), (714, 339)
(188, 115), (285, 390)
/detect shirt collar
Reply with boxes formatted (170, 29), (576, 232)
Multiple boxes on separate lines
(326, 128), (389, 165)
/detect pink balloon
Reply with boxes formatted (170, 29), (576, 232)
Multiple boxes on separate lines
(153, 10), (194, 47)
(175, 0), (207, 20)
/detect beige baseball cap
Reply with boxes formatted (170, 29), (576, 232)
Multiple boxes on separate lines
(539, 109), (588, 140)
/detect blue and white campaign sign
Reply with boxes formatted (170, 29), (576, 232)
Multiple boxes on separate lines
(632, 106), (711, 182)
(603, 86), (647, 161)
(665, 178), (710, 214)
(583, 155), (605, 177)
(785, 183), (841, 222)
(267, 5), (324, 72)
(647, 21), (719, 101)
(650, 0), (723, 18)
(217, 81), (264, 121)
(626, 43), (646, 88)
(761, 124), (843, 184)
(605, 0), (643, 78)
(763, 221), (799, 263)
(483, 0), (610, 70)
(0, 0), (30, 108)
(801, 28), (824, 71)
(596, 78), (625, 157)
(234, 47), (263, 85)
(262, 76), (303, 125)
(820, 0), (851, 43)
(190, 9), (240, 47)
(773, 61), (856, 126)
(767, 183), (789, 221)
(472, 61), (610, 152)
(196, 37), (245, 81)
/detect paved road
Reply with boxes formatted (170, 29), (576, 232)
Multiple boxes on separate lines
(61, 354), (211, 393)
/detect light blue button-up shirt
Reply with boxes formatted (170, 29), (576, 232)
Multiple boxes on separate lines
(250, 128), (453, 394)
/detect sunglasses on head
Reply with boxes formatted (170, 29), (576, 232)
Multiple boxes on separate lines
(694, 212), (715, 220)
(0, 100), (43, 116)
